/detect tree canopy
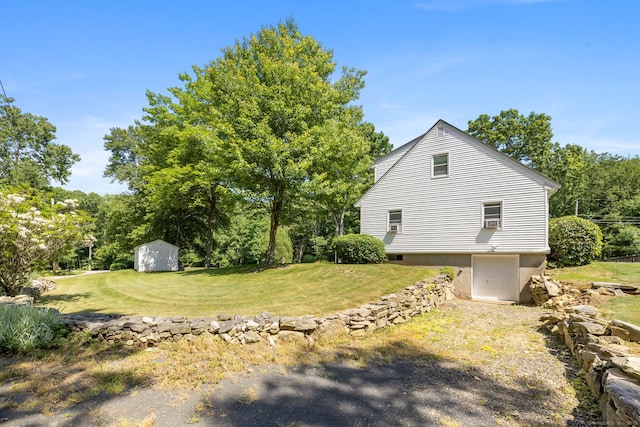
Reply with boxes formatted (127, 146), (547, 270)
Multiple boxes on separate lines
(207, 19), (369, 264)
(104, 19), (374, 266)
(0, 95), (80, 188)
(467, 109), (557, 173)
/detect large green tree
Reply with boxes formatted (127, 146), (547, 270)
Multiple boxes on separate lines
(309, 122), (390, 237)
(0, 95), (80, 188)
(103, 124), (144, 191)
(467, 109), (557, 173)
(194, 19), (369, 265)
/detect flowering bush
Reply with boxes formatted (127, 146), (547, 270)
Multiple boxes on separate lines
(0, 193), (86, 296)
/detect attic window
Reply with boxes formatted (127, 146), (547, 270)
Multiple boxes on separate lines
(432, 153), (449, 177)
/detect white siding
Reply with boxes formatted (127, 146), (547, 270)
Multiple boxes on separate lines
(372, 138), (420, 182)
(134, 240), (179, 272)
(358, 122), (557, 254)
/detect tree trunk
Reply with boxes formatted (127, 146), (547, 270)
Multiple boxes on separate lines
(205, 184), (218, 269)
(333, 208), (346, 237)
(265, 187), (284, 266)
(295, 239), (305, 263)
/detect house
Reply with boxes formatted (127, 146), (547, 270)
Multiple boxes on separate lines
(355, 120), (560, 303)
(134, 239), (180, 272)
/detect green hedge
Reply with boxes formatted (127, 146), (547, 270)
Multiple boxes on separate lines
(549, 216), (603, 267)
(109, 262), (127, 271)
(332, 234), (386, 264)
(0, 304), (65, 352)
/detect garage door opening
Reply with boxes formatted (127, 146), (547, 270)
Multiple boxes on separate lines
(472, 255), (519, 302)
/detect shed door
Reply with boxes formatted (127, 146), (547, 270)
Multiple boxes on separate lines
(472, 255), (519, 302)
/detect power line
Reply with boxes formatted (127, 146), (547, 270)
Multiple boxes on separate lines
(0, 80), (7, 98)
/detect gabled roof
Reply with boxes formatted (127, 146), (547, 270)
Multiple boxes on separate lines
(371, 131), (426, 167)
(355, 119), (560, 207)
(134, 239), (180, 250)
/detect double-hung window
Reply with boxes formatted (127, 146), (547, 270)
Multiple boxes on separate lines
(483, 202), (502, 229)
(388, 209), (402, 233)
(432, 153), (449, 177)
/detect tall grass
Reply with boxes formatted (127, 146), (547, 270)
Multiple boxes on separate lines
(0, 304), (65, 352)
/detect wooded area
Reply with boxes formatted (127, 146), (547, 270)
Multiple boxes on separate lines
(1, 20), (639, 282)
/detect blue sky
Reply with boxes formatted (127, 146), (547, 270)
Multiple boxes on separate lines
(2, 0), (639, 194)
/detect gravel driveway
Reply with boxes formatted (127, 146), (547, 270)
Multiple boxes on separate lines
(0, 300), (601, 426)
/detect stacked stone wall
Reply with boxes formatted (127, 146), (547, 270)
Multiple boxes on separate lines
(537, 276), (640, 426)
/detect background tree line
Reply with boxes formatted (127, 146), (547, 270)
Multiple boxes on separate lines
(2, 20), (640, 279)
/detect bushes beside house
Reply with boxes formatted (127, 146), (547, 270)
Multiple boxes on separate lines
(549, 216), (603, 267)
(333, 234), (386, 264)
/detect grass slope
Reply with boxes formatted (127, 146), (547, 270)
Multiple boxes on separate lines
(42, 263), (438, 318)
(548, 261), (640, 288)
(549, 261), (640, 325)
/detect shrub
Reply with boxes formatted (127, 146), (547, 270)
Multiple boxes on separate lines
(180, 249), (204, 267)
(549, 216), (603, 267)
(332, 234), (386, 264)
(302, 254), (316, 263)
(109, 262), (127, 271)
(0, 304), (65, 352)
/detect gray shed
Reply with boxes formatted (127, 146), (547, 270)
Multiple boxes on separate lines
(134, 239), (179, 272)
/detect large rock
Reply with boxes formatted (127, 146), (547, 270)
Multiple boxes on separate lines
(611, 357), (640, 381)
(529, 275), (560, 306)
(593, 282), (639, 293)
(243, 330), (261, 344)
(567, 305), (599, 318)
(611, 319), (640, 343)
(218, 319), (236, 334)
(123, 322), (148, 334)
(169, 323), (192, 335)
(584, 342), (631, 360)
(601, 368), (640, 425)
(571, 321), (607, 336)
(279, 317), (317, 332)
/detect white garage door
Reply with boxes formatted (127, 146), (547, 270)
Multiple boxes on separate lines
(472, 255), (519, 302)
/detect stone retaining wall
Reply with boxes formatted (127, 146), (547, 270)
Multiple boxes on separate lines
(537, 276), (640, 426)
(64, 275), (455, 347)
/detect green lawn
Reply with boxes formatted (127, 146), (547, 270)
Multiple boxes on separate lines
(548, 261), (640, 325)
(41, 263), (439, 318)
(547, 261), (640, 288)
(598, 297), (640, 325)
